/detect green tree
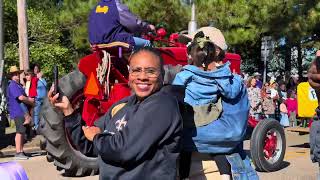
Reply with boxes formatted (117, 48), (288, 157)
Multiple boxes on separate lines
(123, 0), (190, 33)
(3, 0), (74, 83)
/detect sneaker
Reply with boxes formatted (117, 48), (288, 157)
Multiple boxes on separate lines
(14, 152), (29, 160)
(22, 151), (30, 157)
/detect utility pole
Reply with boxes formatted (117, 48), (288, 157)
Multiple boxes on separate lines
(261, 36), (274, 83)
(17, 0), (29, 72)
(188, 0), (197, 34)
(0, 0), (4, 86)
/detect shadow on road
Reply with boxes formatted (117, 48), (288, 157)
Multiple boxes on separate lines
(0, 132), (15, 150)
(290, 143), (310, 148)
(277, 161), (290, 170)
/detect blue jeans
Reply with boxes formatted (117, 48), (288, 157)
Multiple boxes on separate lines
(19, 103), (28, 114)
(226, 153), (259, 180)
(33, 98), (43, 129)
(133, 37), (151, 50)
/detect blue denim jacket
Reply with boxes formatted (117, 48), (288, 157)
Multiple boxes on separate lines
(173, 62), (249, 153)
(172, 63), (257, 178)
(172, 62), (242, 106)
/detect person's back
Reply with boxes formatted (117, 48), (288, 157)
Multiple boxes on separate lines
(88, 0), (154, 49)
(172, 31), (246, 179)
(88, 0), (134, 46)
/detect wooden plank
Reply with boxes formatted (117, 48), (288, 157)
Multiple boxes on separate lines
(286, 127), (310, 133)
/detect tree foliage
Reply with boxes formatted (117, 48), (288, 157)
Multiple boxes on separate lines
(2, 0), (320, 82)
(123, 0), (190, 33)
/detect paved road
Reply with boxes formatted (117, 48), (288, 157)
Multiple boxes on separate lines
(0, 130), (317, 180)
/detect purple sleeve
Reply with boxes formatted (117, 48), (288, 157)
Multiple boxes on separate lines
(115, 0), (150, 33)
(10, 83), (24, 100)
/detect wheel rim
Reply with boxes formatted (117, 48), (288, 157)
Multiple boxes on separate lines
(263, 128), (283, 164)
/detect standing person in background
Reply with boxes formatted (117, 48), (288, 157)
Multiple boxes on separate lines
(32, 64), (47, 131)
(253, 72), (263, 89)
(247, 77), (262, 119)
(307, 50), (320, 177)
(269, 80), (281, 120)
(261, 85), (275, 119)
(7, 66), (34, 160)
(287, 75), (299, 92)
(278, 81), (287, 103)
(285, 89), (297, 127)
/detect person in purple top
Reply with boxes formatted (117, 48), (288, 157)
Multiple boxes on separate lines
(6, 66), (35, 160)
(254, 72), (263, 89)
(88, 0), (155, 50)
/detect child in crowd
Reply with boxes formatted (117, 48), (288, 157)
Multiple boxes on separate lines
(285, 89), (298, 127)
(20, 71), (37, 126)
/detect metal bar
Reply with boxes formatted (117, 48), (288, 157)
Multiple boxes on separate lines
(0, 0), (4, 86)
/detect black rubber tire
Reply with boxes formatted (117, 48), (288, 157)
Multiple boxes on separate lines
(250, 119), (286, 172)
(38, 70), (99, 176)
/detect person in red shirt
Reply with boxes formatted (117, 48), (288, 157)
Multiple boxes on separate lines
(285, 89), (297, 126)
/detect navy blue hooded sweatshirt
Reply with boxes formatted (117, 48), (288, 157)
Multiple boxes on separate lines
(64, 88), (182, 180)
(88, 0), (151, 46)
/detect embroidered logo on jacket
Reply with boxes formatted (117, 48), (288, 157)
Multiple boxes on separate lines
(95, 5), (109, 14)
(115, 115), (127, 131)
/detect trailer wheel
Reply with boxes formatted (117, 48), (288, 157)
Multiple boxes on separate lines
(250, 119), (286, 172)
(38, 70), (99, 176)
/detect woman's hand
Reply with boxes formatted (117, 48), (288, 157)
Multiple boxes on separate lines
(82, 126), (102, 141)
(48, 86), (74, 116)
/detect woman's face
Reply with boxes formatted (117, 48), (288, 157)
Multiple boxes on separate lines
(128, 51), (163, 101)
(25, 74), (32, 81)
(251, 78), (257, 87)
(34, 66), (40, 74)
(280, 84), (286, 91)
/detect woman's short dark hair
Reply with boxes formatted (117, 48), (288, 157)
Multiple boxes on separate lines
(31, 64), (41, 71)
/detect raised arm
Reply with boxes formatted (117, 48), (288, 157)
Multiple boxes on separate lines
(115, 0), (153, 33)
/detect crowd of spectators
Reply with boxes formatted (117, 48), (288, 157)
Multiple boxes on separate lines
(5, 64), (47, 160)
(244, 72), (299, 127)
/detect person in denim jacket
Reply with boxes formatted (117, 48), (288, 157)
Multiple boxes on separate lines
(174, 27), (258, 180)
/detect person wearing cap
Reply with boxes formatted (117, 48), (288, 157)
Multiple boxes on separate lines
(174, 27), (258, 179)
(6, 66), (35, 160)
(261, 84), (275, 119)
(253, 72), (263, 89)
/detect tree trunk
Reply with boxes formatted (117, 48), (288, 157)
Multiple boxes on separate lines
(17, 0), (29, 72)
(297, 44), (302, 79)
(284, 44), (291, 81)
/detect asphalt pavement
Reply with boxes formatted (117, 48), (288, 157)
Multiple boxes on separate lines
(0, 129), (317, 180)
